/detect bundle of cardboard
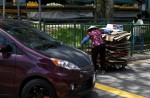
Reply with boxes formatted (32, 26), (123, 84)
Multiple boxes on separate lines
(103, 30), (131, 42)
(101, 24), (131, 68)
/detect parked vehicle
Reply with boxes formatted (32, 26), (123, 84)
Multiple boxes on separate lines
(0, 19), (95, 98)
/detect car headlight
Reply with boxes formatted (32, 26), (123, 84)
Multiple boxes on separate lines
(50, 58), (80, 70)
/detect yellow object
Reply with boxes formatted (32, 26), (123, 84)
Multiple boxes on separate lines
(27, 1), (38, 7)
(114, 5), (139, 9)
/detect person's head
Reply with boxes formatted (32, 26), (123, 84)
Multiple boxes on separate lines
(133, 13), (143, 23)
(137, 13), (143, 19)
(87, 26), (98, 32)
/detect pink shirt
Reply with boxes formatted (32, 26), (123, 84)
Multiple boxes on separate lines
(87, 29), (105, 48)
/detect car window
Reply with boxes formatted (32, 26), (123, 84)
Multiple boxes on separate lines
(16, 46), (24, 55)
(7, 27), (61, 50)
(0, 36), (5, 45)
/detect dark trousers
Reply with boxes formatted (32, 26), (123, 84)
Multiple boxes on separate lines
(133, 36), (144, 52)
(92, 44), (106, 71)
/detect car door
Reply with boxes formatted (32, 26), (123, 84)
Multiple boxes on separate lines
(0, 35), (16, 97)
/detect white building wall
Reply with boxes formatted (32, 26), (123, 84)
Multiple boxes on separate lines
(142, 4), (146, 10)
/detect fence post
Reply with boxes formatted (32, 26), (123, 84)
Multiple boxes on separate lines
(38, 0), (42, 30)
(17, 0), (21, 20)
(131, 23), (134, 57)
(3, 0), (6, 19)
(80, 24), (84, 50)
(73, 21), (76, 48)
(43, 19), (46, 33)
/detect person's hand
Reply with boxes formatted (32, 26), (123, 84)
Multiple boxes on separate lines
(81, 44), (85, 47)
(102, 34), (107, 38)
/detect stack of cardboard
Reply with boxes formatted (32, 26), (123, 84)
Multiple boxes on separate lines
(103, 30), (131, 69)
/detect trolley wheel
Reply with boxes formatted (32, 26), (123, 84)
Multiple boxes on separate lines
(114, 64), (126, 70)
(120, 64), (127, 70)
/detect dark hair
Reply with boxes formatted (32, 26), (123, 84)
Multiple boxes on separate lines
(137, 13), (143, 18)
(133, 13), (143, 23)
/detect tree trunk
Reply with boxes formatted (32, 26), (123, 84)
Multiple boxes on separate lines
(105, 0), (114, 18)
(95, 0), (114, 18)
(95, 0), (105, 18)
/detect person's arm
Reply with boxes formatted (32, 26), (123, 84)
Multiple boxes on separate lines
(103, 29), (111, 34)
(81, 36), (89, 44)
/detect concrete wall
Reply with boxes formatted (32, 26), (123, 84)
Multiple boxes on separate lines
(148, 0), (150, 9)
(13, 0), (26, 3)
(0, 1), (2, 5)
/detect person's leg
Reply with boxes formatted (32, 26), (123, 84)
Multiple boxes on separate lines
(133, 36), (137, 52)
(99, 44), (106, 71)
(91, 46), (99, 71)
(139, 36), (144, 52)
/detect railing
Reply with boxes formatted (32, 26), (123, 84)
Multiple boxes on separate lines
(29, 19), (150, 57)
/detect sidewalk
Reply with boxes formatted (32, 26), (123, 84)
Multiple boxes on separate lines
(128, 51), (150, 61)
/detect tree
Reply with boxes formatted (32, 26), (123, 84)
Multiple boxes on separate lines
(95, 0), (114, 19)
(105, 0), (114, 18)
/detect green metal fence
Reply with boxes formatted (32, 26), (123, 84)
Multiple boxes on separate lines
(30, 21), (150, 57)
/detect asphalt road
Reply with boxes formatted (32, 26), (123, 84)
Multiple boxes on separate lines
(83, 59), (150, 98)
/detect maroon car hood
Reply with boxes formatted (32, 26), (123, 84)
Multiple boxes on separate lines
(41, 44), (91, 67)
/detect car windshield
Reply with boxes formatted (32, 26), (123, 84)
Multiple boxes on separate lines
(7, 27), (61, 50)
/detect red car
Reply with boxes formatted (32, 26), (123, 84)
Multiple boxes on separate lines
(0, 19), (95, 98)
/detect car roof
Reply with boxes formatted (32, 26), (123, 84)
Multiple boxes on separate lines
(0, 19), (31, 31)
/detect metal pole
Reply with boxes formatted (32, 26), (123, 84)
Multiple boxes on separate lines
(38, 0), (42, 30)
(131, 23), (134, 57)
(17, 0), (20, 20)
(3, 0), (6, 19)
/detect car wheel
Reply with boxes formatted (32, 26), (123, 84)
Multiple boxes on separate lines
(21, 79), (57, 98)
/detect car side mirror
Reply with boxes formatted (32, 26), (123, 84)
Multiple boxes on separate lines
(0, 44), (12, 52)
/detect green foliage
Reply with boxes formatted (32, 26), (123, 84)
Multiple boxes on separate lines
(51, 26), (82, 47)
